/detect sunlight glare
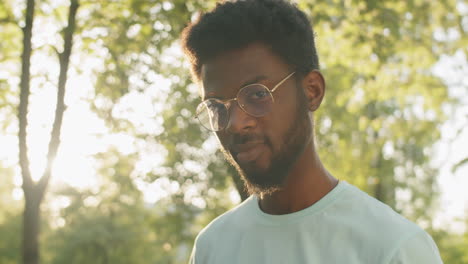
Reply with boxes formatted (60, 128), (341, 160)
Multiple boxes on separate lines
(12, 188), (23, 201)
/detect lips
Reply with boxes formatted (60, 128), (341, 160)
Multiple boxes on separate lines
(231, 141), (265, 163)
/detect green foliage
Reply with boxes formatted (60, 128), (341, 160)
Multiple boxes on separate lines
(0, 0), (20, 59)
(431, 227), (468, 264)
(297, 0), (466, 225)
(453, 157), (468, 173)
(0, 213), (21, 264)
(0, 0), (21, 131)
(47, 204), (158, 264)
(40, 145), (235, 264)
(0, 163), (21, 264)
(80, 0), (214, 126)
(44, 149), (157, 264)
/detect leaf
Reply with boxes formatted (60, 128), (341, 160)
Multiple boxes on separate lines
(452, 157), (468, 173)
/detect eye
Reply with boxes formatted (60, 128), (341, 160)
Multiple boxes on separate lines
(253, 90), (268, 99)
(247, 87), (269, 101)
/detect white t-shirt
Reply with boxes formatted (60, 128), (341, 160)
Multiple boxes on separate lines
(189, 181), (442, 263)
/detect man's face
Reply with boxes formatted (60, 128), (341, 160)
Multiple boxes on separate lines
(200, 43), (312, 195)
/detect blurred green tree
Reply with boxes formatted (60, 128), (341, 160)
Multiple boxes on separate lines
(298, 0), (466, 225)
(1, 0), (80, 263)
(432, 224), (468, 264)
(43, 149), (159, 264)
(0, 163), (22, 264)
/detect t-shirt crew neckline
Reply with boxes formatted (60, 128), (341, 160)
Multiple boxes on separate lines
(250, 180), (349, 226)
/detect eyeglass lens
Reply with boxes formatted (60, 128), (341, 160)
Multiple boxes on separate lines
(196, 84), (273, 131)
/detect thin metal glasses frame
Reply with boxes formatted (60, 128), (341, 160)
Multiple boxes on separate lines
(196, 71), (296, 130)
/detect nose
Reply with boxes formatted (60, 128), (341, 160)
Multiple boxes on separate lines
(225, 101), (257, 133)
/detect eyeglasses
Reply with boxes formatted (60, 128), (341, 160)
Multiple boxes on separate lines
(196, 71), (295, 132)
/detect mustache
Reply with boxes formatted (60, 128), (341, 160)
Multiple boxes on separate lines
(232, 133), (265, 145)
(227, 133), (270, 153)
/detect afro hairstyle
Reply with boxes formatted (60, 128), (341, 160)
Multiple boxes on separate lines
(181, 0), (320, 82)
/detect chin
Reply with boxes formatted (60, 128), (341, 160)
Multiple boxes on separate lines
(243, 173), (285, 195)
(220, 149), (281, 195)
(237, 160), (290, 195)
(236, 154), (270, 175)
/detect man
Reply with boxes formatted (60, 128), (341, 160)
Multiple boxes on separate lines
(181, 0), (442, 263)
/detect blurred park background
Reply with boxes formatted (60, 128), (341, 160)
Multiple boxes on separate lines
(1, 0), (468, 263)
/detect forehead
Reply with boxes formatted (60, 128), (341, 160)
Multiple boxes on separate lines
(200, 43), (287, 99)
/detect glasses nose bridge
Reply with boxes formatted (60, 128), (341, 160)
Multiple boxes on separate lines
(224, 96), (257, 133)
(224, 97), (238, 108)
(222, 97), (243, 115)
(225, 96), (253, 118)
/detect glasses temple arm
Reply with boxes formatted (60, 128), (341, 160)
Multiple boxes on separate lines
(271, 71), (296, 92)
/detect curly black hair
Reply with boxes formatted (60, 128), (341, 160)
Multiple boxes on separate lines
(181, 0), (319, 82)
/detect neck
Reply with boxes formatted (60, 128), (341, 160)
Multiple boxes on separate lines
(259, 141), (338, 215)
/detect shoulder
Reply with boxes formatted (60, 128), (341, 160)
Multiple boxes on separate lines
(385, 228), (443, 263)
(337, 182), (422, 234)
(334, 182), (441, 262)
(191, 196), (256, 259)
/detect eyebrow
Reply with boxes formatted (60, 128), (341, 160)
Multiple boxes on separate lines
(202, 74), (269, 101)
(240, 75), (268, 87)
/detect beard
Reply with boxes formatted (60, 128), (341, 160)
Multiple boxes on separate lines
(220, 91), (312, 196)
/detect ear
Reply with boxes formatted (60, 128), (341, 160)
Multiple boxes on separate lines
(301, 70), (325, 112)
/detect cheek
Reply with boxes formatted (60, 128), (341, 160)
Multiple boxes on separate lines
(266, 93), (299, 148)
(215, 132), (229, 150)
(263, 122), (285, 156)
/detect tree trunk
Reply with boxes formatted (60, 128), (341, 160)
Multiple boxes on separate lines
(22, 189), (42, 264)
(18, 1), (79, 263)
(18, 0), (38, 263)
